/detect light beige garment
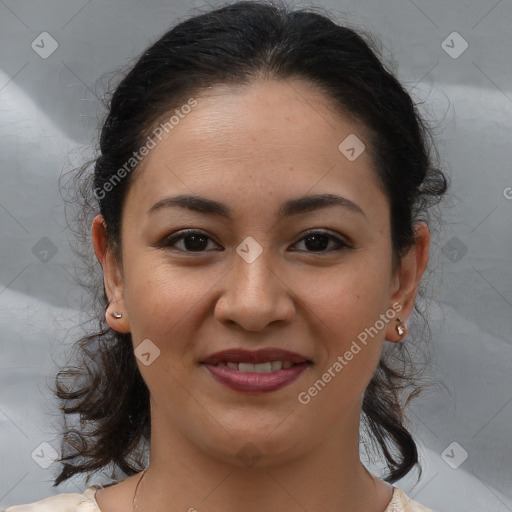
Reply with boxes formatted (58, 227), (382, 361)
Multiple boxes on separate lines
(2, 485), (434, 512)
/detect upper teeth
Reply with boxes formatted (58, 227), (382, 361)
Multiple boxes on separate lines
(219, 361), (294, 373)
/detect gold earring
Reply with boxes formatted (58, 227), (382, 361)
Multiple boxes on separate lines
(395, 317), (407, 337)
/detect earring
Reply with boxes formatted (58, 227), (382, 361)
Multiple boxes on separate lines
(111, 311), (123, 319)
(395, 317), (407, 337)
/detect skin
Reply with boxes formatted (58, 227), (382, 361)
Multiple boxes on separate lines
(92, 78), (430, 512)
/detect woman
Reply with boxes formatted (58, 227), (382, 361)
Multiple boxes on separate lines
(4, 1), (447, 511)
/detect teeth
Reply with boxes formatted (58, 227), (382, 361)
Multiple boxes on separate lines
(271, 361), (282, 371)
(217, 361), (296, 373)
(239, 362), (271, 373)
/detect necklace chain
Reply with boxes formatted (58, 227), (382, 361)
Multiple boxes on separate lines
(132, 467), (148, 512)
(130, 465), (394, 511)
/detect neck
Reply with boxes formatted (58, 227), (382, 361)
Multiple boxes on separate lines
(135, 402), (394, 512)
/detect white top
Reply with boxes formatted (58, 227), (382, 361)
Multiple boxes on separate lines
(2, 485), (434, 511)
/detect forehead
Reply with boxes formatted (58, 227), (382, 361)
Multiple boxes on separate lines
(125, 78), (386, 217)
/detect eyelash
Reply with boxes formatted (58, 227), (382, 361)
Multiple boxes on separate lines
(158, 229), (352, 254)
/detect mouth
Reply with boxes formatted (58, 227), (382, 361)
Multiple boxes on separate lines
(200, 347), (312, 366)
(200, 348), (312, 393)
(209, 360), (304, 373)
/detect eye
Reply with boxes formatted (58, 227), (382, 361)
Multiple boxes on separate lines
(158, 229), (351, 254)
(291, 229), (351, 253)
(160, 229), (221, 252)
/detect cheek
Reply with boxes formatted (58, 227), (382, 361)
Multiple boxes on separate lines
(294, 255), (392, 336)
(122, 254), (227, 343)
(293, 268), (390, 426)
(292, 255), (392, 400)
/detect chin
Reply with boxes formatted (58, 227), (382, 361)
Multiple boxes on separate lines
(197, 421), (310, 469)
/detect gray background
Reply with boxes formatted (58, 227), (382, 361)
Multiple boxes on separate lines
(0, 1), (511, 511)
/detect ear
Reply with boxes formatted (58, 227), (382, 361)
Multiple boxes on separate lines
(91, 214), (130, 333)
(386, 221), (430, 342)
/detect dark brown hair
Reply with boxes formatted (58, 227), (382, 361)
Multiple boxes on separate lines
(55, 0), (448, 487)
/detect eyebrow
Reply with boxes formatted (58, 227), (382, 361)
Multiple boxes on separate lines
(147, 193), (367, 220)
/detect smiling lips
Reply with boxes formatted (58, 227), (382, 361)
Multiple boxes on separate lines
(201, 348), (312, 393)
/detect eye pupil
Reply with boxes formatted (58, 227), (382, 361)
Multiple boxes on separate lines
(184, 234), (209, 251)
(304, 234), (330, 252)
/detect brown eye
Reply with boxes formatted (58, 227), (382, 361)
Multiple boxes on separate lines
(161, 230), (220, 252)
(157, 229), (350, 254)
(291, 230), (351, 253)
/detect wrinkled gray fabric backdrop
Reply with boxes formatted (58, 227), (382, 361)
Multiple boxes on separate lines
(1, 1), (511, 511)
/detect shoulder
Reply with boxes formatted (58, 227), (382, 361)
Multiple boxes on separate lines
(1, 487), (100, 512)
(2, 485), (434, 512)
(385, 487), (435, 512)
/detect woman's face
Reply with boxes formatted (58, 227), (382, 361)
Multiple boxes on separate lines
(95, 78), (428, 466)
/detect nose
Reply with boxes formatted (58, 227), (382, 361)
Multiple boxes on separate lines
(214, 248), (296, 332)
